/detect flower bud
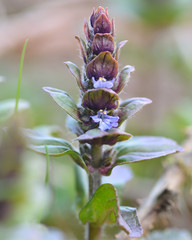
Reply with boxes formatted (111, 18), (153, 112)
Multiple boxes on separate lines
(90, 7), (112, 34)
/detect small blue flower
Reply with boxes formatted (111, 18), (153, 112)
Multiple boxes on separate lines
(91, 109), (119, 131)
(92, 77), (114, 89)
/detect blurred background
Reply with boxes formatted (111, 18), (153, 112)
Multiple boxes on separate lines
(0, 0), (192, 239)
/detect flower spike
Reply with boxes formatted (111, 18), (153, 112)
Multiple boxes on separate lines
(40, 6), (183, 240)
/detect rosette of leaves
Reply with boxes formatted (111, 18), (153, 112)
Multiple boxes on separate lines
(24, 6), (183, 239)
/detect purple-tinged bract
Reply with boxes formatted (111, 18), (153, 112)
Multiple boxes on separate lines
(86, 52), (118, 80)
(92, 33), (114, 55)
(82, 88), (119, 110)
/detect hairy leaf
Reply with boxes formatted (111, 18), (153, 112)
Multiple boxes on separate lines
(113, 65), (134, 93)
(64, 61), (83, 90)
(23, 129), (87, 171)
(43, 87), (81, 122)
(114, 136), (183, 165)
(117, 97), (152, 125)
(114, 40), (128, 60)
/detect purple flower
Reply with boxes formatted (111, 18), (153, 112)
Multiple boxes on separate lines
(91, 109), (119, 131)
(92, 77), (114, 89)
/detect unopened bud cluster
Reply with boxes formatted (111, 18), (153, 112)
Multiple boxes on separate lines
(68, 6), (134, 132)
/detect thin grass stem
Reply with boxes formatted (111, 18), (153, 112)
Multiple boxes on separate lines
(14, 39), (28, 114)
(45, 144), (50, 185)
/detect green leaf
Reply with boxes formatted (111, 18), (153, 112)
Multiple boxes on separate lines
(119, 206), (143, 238)
(79, 184), (143, 238)
(118, 97), (152, 125)
(115, 97), (152, 126)
(22, 129), (87, 171)
(114, 136), (183, 165)
(79, 183), (118, 226)
(76, 128), (132, 146)
(0, 99), (30, 123)
(43, 87), (81, 122)
(64, 61), (83, 90)
(113, 65), (134, 93)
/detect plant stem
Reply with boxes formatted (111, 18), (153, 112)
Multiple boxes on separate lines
(86, 144), (102, 240)
(89, 171), (101, 198)
(91, 144), (102, 169)
(45, 145), (50, 186)
(88, 224), (102, 240)
(15, 39), (28, 114)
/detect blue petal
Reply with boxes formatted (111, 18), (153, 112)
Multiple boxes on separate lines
(91, 111), (119, 131)
(99, 121), (112, 131)
(91, 115), (101, 123)
(105, 115), (119, 122)
(92, 77), (114, 89)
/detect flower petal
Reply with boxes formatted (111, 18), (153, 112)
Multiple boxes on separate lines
(93, 78), (114, 89)
(99, 120), (111, 131)
(90, 115), (102, 123)
(91, 110), (119, 131)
